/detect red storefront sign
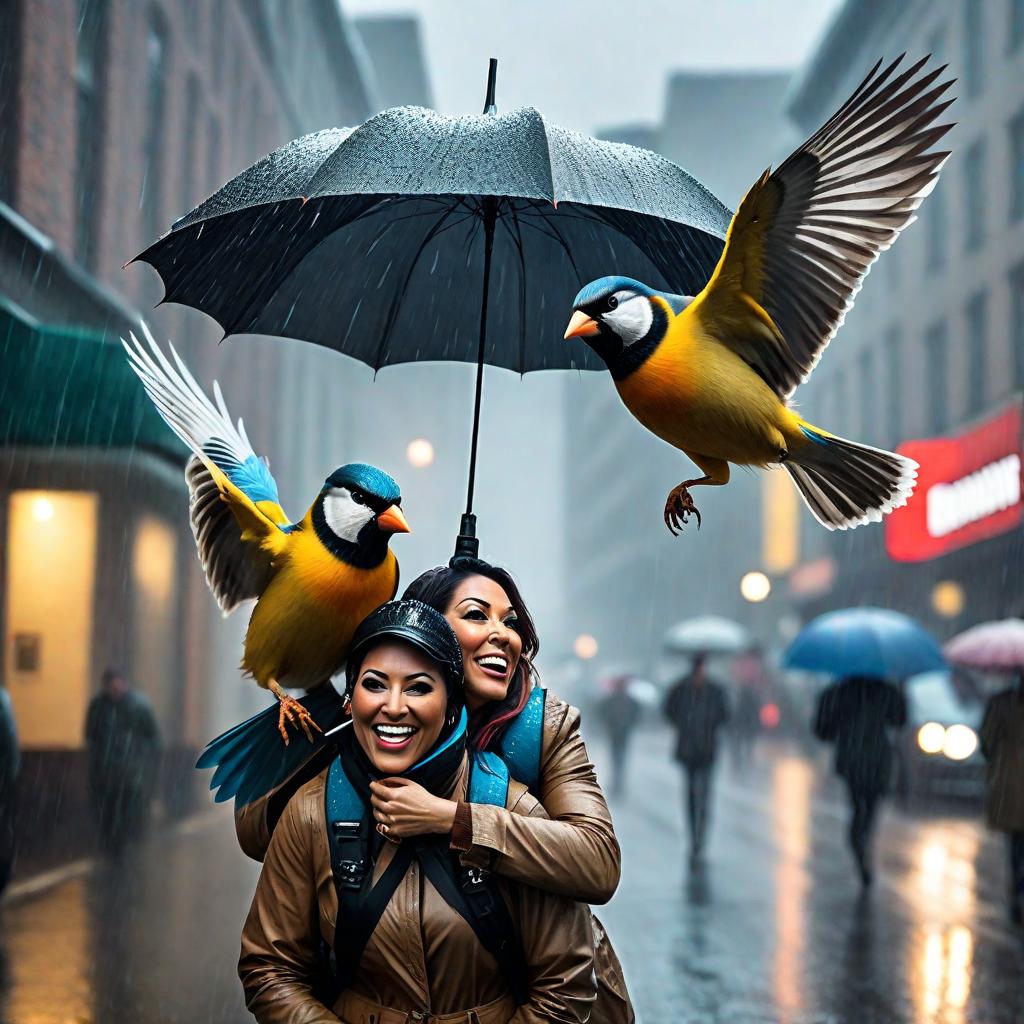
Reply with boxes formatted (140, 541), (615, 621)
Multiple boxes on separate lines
(886, 403), (1023, 563)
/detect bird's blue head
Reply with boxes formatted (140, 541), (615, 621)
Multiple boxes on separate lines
(565, 276), (689, 380)
(314, 463), (409, 565)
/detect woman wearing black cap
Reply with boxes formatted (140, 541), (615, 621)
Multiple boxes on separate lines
(238, 600), (596, 1024)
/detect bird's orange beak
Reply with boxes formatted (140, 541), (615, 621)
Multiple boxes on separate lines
(377, 504), (411, 534)
(564, 310), (599, 340)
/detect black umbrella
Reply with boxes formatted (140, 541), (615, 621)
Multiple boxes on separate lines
(133, 60), (731, 556)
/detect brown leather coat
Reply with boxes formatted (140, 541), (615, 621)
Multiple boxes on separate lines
(236, 696), (620, 902)
(239, 761), (597, 1023)
(235, 694), (633, 1024)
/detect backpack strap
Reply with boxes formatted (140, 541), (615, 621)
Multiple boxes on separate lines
(498, 687), (545, 792)
(325, 755), (369, 892)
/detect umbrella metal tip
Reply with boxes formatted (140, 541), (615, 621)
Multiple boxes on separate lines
(483, 58), (498, 115)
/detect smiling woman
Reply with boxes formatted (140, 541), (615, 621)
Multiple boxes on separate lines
(239, 599), (598, 1024)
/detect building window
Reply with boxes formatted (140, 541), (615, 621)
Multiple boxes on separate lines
(180, 73), (201, 215)
(964, 139), (985, 251)
(1013, 263), (1024, 391)
(925, 180), (947, 270)
(859, 348), (875, 445)
(966, 291), (988, 416)
(925, 323), (949, 435)
(885, 326), (903, 445)
(74, 0), (107, 269)
(964, 0), (984, 98)
(1012, 107), (1024, 222)
(1011, 0), (1024, 53)
(141, 12), (168, 245)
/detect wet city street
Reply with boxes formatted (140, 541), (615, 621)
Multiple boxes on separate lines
(1, 724), (1021, 1024)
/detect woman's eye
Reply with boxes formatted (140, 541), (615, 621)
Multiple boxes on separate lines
(607, 295), (618, 310)
(463, 609), (487, 621)
(406, 682), (433, 696)
(504, 617), (520, 633)
(360, 677), (385, 692)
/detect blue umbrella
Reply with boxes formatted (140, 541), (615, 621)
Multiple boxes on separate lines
(784, 607), (946, 680)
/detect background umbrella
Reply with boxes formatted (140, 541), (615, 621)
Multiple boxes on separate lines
(945, 618), (1024, 672)
(784, 607), (946, 679)
(132, 59), (731, 556)
(662, 615), (751, 655)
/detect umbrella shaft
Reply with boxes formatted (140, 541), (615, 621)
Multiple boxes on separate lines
(465, 199), (497, 518)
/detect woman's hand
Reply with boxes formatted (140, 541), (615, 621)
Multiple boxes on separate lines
(369, 778), (458, 839)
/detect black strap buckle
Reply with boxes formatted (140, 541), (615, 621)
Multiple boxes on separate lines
(331, 821), (367, 890)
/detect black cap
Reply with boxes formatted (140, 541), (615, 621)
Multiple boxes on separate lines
(346, 599), (464, 699)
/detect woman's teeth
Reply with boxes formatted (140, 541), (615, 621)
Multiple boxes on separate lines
(476, 655), (508, 675)
(373, 724), (418, 743)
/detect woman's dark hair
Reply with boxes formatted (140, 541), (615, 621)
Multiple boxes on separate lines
(402, 557), (539, 751)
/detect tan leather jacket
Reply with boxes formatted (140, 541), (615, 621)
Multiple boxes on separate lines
(239, 762), (596, 1024)
(236, 695), (620, 904)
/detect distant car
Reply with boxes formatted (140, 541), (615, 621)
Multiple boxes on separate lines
(898, 670), (985, 800)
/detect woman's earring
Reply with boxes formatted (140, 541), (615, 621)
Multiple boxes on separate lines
(343, 697), (352, 717)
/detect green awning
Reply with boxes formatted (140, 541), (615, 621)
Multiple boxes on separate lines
(0, 300), (186, 462)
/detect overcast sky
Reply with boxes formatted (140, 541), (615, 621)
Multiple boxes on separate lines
(344, 0), (843, 134)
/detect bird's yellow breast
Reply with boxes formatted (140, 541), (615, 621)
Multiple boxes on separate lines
(615, 308), (792, 465)
(243, 526), (398, 690)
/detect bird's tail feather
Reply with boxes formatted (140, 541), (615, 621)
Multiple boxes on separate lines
(196, 682), (346, 805)
(786, 425), (917, 531)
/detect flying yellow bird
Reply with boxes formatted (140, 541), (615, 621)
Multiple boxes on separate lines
(124, 329), (409, 742)
(564, 55), (954, 533)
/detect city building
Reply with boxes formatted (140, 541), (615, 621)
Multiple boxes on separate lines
(0, 0), (382, 870)
(564, 72), (794, 678)
(784, 0), (1024, 637)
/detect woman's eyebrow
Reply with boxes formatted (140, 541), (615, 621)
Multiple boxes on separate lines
(360, 668), (388, 679)
(404, 672), (437, 683)
(456, 596), (490, 609)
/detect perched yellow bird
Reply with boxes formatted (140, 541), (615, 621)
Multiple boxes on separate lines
(123, 329), (409, 741)
(564, 55), (954, 533)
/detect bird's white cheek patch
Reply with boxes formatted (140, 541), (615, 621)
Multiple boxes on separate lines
(606, 299), (653, 345)
(323, 491), (373, 543)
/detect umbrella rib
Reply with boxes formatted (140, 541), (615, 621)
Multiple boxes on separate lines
(369, 204), (464, 372)
(498, 210), (529, 374)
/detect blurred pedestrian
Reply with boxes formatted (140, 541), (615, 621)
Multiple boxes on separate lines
(663, 653), (730, 860)
(85, 669), (161, 855)
(979, 676), (1024, 924)
(0, 686), (19, 895)
(813, 676), (907, 887)
(730, 648), (765, 769)
(595, 675), (642, 797)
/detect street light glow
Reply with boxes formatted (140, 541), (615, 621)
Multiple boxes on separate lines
(740, 571), (771, 603)
(406, 438), (435, 468)
(942, 724), (978, 761)
(574, 634), (598, 660)
(931, 580), (964, 618)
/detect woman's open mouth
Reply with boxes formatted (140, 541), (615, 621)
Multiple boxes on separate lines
(475, 653), (510, 680)
(372, 723), (419, 750)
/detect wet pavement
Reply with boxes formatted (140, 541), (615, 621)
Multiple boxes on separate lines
(0, 729), (1021, 1024)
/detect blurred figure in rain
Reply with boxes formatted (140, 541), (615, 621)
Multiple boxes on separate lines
(0, 686), (19, 894)
(813, 676), (906, 887)
(663, 653), (730, 861)
(595, 674), (642, 798)
(979, 675), (1024, 924)
(85, 669), (161, 855)
(729, 647), (765, 770)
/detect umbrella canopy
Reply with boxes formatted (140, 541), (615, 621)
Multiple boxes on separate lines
(784, 607), (946, 679)
(663, 615), (752, 655)
(944, 618), (1024, 671)
(135, 108), (728, 374)
(131, 60), (730, 556)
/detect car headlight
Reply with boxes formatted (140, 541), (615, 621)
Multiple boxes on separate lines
(942, 724), (978, 761)
(917, 722), (946, 754)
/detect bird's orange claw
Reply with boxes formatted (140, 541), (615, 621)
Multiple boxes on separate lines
(269, 682), (322, 745)
(664, 485), (701, 535)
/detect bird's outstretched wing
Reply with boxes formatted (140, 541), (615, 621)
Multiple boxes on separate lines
(691, 54), (954, 399)
(123, 327), (290, 612)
